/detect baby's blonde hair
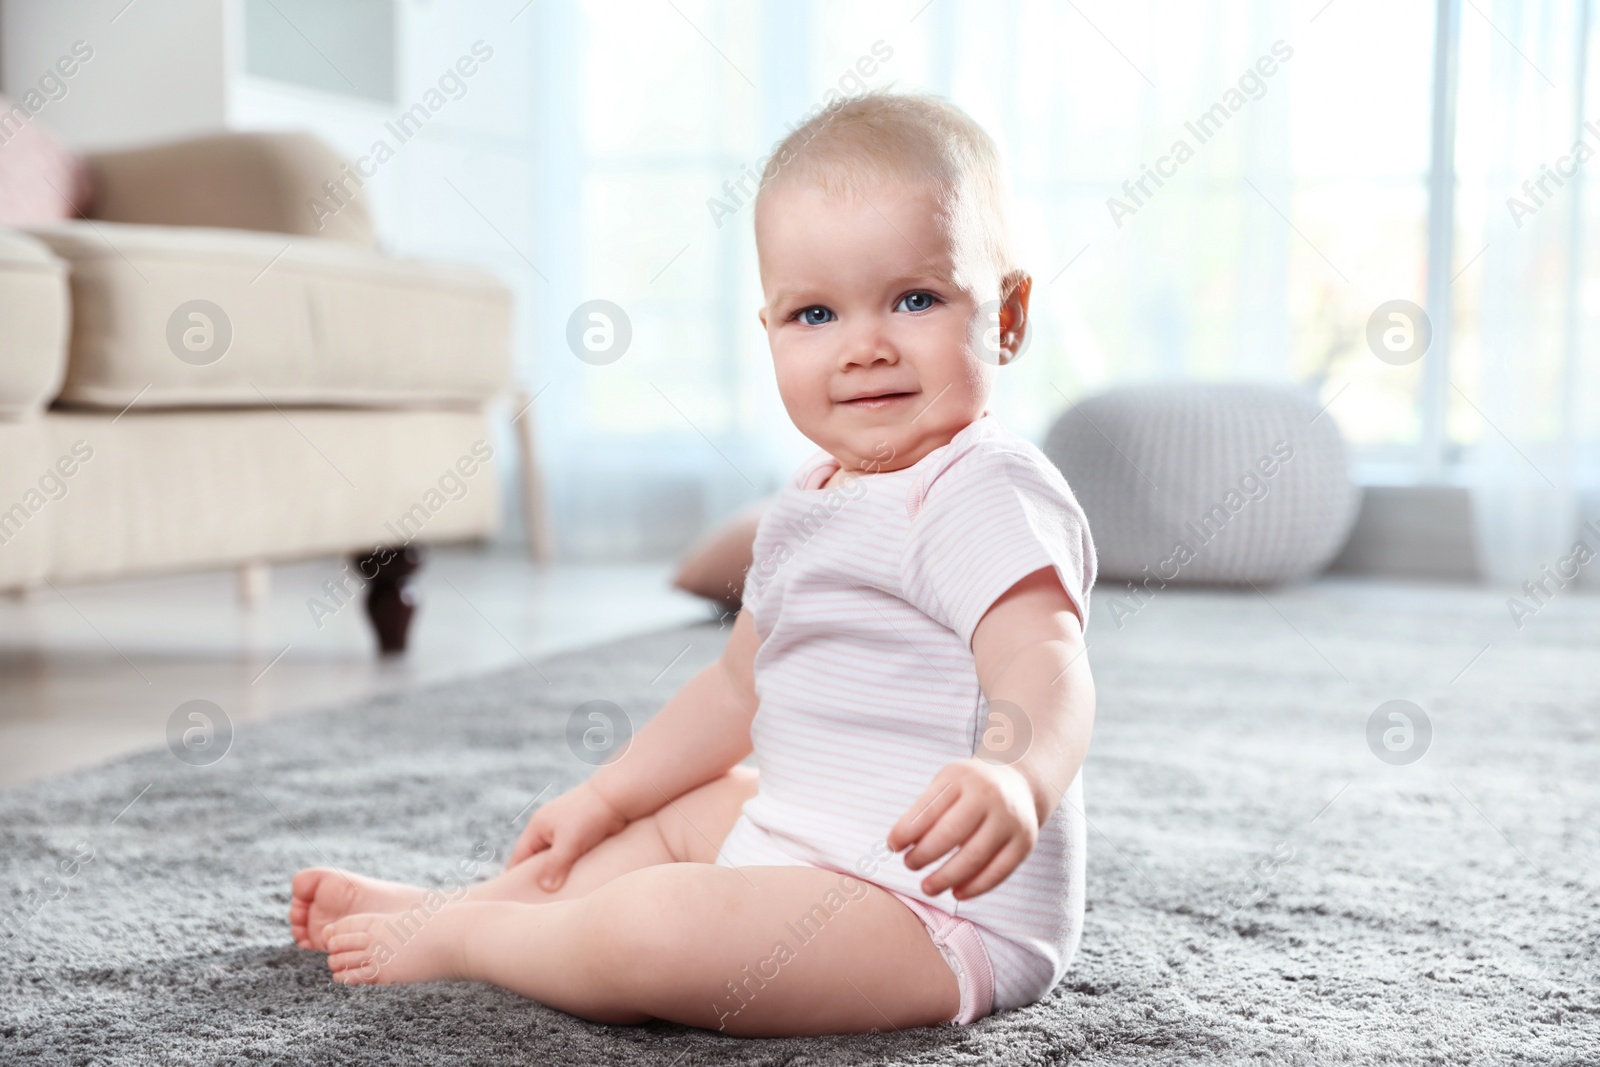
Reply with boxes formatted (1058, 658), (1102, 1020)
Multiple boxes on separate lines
(753, 87), (1022, 299)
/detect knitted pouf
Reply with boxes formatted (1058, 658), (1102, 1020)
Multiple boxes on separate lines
(1041, 383), (1360, 585)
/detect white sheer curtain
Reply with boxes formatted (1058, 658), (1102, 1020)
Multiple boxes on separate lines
(510, 0), (1596, 568)
(1454, 0), (1599, 580)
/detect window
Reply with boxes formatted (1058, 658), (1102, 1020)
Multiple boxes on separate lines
(273, 0), (1596, 566)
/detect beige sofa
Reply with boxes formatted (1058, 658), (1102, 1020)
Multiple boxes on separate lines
(0, 132), (512, 652)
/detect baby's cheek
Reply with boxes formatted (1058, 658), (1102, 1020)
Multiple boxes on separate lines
(780, 377), (832, 431)
(772, 360), (819, 409)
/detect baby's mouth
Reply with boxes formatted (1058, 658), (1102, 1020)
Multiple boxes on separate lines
(839, 390), (918, 410)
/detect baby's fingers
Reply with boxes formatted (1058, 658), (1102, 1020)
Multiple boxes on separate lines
(507, 820), (553, 869)
(901, 800), (985, 872)
(949, 836), (1030, 900)
(888, 775), (961, 852)
(920, 819), (1007, 897)
(536, 833), (592, 892)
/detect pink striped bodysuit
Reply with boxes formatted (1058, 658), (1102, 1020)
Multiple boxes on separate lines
(715, 411), (1097, 1019)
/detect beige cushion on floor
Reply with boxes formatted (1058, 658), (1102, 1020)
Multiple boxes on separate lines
(0, 228), (70, 420)
(0, 408), (498, 589)
(671, 497), (770, 608)
(23, 221), (511, 411)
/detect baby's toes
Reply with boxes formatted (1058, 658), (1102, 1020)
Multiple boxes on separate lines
(290, 867), (325, 902)
(328, 951), (381, 983)
(324, 914), (374, 948)
(327, 931), (368, 951)
(324, 920), (380, 982)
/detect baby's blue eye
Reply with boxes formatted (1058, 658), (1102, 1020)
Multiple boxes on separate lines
(797, 306), (834, 325)
(897, 291), (938, 312)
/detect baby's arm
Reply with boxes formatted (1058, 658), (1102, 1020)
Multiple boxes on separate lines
(589, 606), (762, 814)
(507, 608), (762, 887)
(887, 565), (1094, 900)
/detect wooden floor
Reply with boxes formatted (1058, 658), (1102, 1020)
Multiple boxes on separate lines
(0, 546), (715, 788)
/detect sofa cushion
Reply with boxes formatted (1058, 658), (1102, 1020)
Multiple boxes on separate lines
(22, 221), (510, 411)
(0, 228), (70, 419)
(85, 131), (374, 246)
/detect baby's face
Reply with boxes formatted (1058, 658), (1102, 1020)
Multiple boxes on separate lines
(756, 178), (1025, 477)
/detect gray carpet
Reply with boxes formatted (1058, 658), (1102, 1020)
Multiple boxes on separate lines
(3, 580), (1597, 1065)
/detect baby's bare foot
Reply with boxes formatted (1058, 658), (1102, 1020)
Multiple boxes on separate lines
(324, 908), (469, 987)
(289, 868), (433, 951)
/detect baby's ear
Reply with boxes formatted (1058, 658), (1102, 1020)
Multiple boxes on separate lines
(1000, 272), (1033, 364)
(1001, 269), (1032, 309)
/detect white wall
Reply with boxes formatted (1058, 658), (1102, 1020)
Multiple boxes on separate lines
(0, 0), (226, 151)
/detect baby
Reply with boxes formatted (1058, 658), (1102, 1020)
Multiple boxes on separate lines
(288, 88), (1098, 1036)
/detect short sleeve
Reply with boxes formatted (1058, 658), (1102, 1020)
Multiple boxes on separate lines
(899, 445), (1097, 648)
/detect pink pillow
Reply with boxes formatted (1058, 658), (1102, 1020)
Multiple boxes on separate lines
(0, 95), (93, 224)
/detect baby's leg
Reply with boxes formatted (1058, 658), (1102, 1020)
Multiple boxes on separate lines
(291, 767), (756, 949)
(324, 861), (961, 1036)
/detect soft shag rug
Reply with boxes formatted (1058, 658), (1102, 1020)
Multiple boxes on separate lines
(2, 580), (1597, 1065)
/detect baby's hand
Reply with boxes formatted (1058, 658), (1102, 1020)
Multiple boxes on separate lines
(887, 758), (1039, 901)
(507, 781), (629, 890)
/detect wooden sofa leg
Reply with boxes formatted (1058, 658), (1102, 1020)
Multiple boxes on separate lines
(356, 545), (422, 655)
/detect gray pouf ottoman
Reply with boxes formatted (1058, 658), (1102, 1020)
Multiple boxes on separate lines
(1042, 383), (1359, 585)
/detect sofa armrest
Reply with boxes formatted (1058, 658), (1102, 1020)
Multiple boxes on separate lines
(84, 131), (374, 246)
(0, 228), (70, 420)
